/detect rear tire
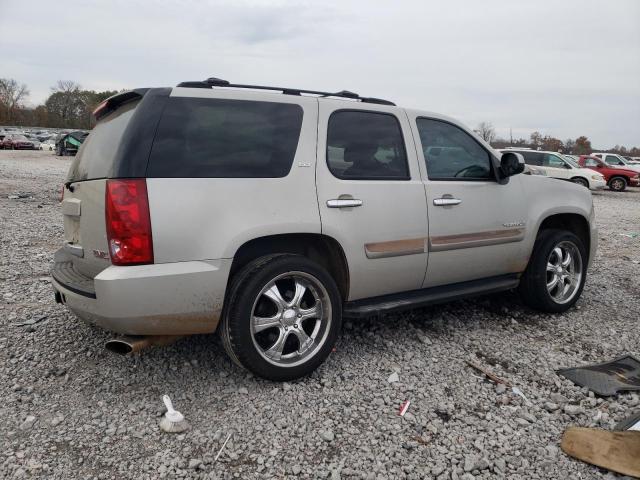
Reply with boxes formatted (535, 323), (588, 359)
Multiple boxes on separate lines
(220, 254), (342, 381)
(519, 229), (586, 313)
(609, 176), (627, 192)
(571, 177), (589, 188)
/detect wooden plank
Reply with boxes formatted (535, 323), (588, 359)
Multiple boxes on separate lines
(561, 427), (640, 477)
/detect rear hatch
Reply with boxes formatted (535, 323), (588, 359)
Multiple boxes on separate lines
(60, 95), (143, 279)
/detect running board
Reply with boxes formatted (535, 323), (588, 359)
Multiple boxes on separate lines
(343, 274), (520, 318)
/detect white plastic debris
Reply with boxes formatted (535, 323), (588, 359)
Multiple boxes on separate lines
(159, 395), (189, 433)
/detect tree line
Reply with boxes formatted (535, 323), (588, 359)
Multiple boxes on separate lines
(1, 77), (638, 155)
(0, 78), (117, 130)
(475, 121), (640, 157)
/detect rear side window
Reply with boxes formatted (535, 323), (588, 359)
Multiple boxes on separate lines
(417, 118), (491, 179)
(67, 100), (139, 182)
(147, 97), (303, 178)
(518, 151), (544, 166)
(326, 110), (409, 180)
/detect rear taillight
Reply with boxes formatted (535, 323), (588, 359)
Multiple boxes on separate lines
(105, 179), (153, 265)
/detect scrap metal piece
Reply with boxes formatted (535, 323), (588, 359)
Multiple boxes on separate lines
(557, 355), (640, 396)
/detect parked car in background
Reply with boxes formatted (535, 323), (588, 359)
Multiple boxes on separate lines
(40, 138), (57, 151)
(499, 148), (605, 190)
(52, 79), (597, 380)
(592, 153), (640, 174)
(25, 135), (41, 150)
(578, 155), (640, 191)
(55, 131), (89, 156)
(1, 134), (37, 150)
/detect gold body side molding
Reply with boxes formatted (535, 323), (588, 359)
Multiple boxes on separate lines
(429, 228), (524, 252)
(364, 238), (427, 259)
(364, 228), (525, 259)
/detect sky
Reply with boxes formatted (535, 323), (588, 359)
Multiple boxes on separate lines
(0, 0), (638, 148)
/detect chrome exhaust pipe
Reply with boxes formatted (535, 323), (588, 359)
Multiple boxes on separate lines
(105, 335), (184, 355)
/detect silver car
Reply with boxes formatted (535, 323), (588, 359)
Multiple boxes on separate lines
(52, 78), (597, 380)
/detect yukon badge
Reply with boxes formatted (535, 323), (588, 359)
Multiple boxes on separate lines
(503, 221), (526, 228)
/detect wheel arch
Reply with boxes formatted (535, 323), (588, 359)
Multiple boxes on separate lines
(536, 213), (591, 264)
(228, 233), (350, 301)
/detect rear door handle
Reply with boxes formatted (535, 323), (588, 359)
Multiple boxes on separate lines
(327, 199), (363, 208)
(433, 197), (462, 206)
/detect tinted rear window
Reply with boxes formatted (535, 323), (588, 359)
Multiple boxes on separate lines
(514, 151), (544, 166)
(147, 97), (304, 178)
(67, 100), (140, 182)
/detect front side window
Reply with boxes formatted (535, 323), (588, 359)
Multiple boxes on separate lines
(605, 155), (624, 165)
(417, 118), (491, 179)
(148, 97), (303, 178)
(326, 110), (409, 180)
(544, 154), (568, 168)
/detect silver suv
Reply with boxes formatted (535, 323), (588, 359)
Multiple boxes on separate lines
(52, 78), (597, 381)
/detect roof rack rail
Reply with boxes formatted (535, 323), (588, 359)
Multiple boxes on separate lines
(175, 77), (395, 106)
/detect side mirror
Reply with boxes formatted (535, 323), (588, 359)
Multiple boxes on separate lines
(596, 163), (603, 168)
(499, 152), (525, 178)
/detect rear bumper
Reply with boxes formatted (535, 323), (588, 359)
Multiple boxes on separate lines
(52, 251), (232, 335)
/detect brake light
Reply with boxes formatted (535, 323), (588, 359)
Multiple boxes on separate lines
(105, 179), (153, 265)
(93, 100), (108, 118)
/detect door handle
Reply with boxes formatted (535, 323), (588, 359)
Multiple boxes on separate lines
(433, 197), (462, 206)
(327, 199), (363, 208)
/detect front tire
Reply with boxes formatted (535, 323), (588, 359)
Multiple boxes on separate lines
(571, 177), (589, 188)
(609, 176), (627, 192)
(519, 229), (586, 313)
(220, 254), (342, 381)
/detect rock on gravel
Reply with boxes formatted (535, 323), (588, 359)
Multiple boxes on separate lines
(1, 150), (639, 479)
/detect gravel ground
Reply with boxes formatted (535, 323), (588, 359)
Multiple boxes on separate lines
(1, 150), (639, 480)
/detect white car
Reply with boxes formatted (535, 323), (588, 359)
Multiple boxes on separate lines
(500, 149), (606, 190)
(592, 153), (640, 174)
(40, 138), (56, 151)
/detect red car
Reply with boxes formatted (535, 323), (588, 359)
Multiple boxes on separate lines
(1, 134), (37, 150)
(578, 155), (640, 191)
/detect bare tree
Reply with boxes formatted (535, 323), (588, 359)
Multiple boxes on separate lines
(475, 121), (496, 143)
(0, 78), (30, 122)
(564, 138), (575, 154)
(52, 80), (82, 94)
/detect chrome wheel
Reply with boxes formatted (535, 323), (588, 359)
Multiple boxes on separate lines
(250, 271), (332, 368)
(546, 241), (583, 304)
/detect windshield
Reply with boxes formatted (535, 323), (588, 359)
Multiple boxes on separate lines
(562, 155), (580, 168)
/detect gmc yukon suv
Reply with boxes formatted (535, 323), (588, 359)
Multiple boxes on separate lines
(52, 78), (597, 381)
